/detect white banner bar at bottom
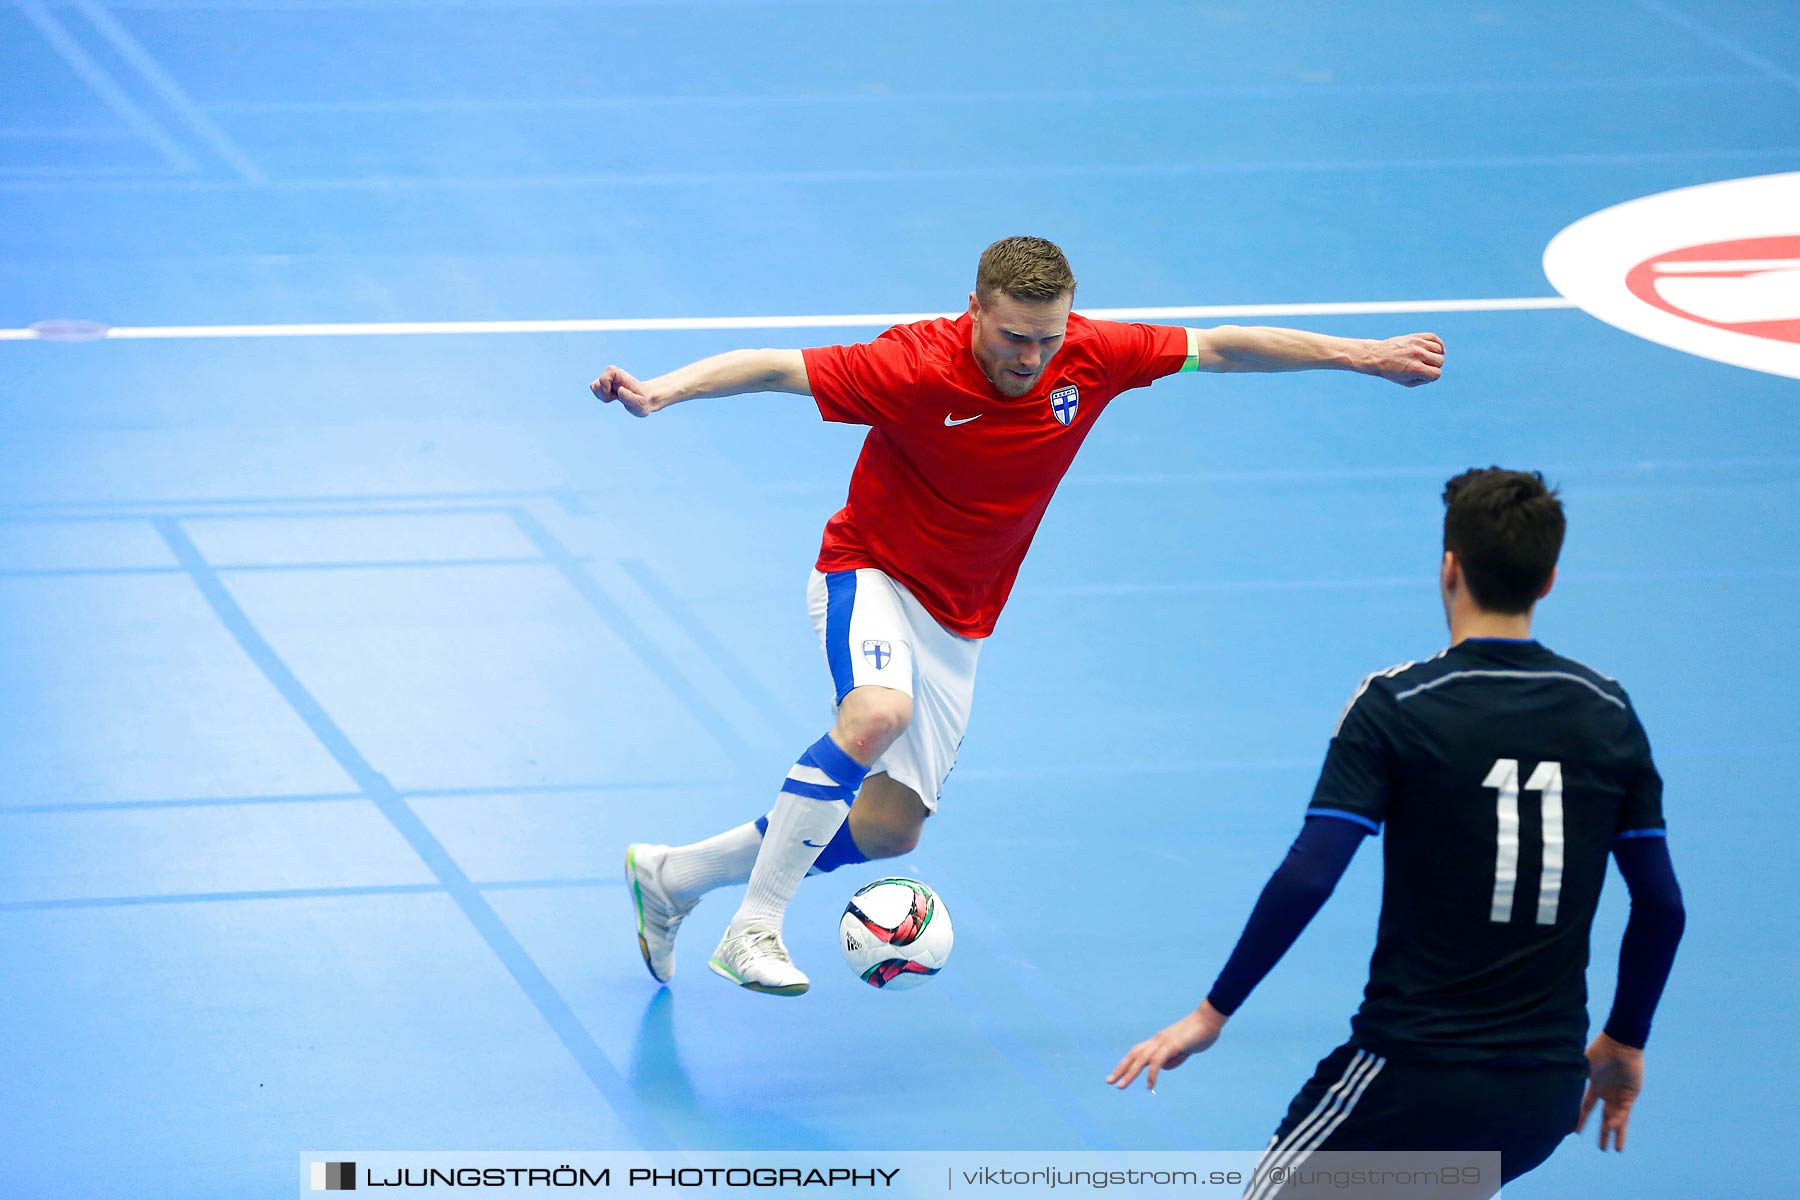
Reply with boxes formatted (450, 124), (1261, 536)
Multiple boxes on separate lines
(299, 1150), (1504, 1199)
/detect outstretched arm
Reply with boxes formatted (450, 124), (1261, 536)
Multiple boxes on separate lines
(1188, 326), (1444, 387)
(1107, 815), (1368, 1091)
(590, 348), (811, 417)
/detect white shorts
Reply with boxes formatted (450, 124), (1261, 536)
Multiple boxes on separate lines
(806, 568), (982, 812)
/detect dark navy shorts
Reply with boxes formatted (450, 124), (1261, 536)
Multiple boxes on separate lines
(1247, 1041), (1586, 1199)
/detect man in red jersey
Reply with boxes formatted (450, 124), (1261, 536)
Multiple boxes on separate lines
(593, 237), (1444, 996)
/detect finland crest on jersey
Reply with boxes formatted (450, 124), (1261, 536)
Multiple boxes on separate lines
(1049, 384), (1079, 426)
(862, 639), (892, 669)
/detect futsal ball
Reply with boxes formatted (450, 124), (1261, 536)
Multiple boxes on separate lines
(839, 878), (953, 990)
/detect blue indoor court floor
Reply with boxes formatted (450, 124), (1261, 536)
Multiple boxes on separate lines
(2, 2), (1798, 1197)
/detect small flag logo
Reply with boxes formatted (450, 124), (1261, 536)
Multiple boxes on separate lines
(310, 1162), (356, 1190)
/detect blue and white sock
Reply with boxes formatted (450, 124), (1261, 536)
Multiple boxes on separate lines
(733, 734), (869, 931)
(658, 764), (874, 903)
(751, 812), (871, 876)
(659, 822), (763, 906)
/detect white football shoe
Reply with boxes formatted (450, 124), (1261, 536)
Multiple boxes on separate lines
(707, 922), (810, 996)
(625, 843), (697, 983)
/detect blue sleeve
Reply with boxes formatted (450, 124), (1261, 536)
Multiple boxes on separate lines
(1205, 815), (1370, 1016)
(1602, 834), (1685, 1048)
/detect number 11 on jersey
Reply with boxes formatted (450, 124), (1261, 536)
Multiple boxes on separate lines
(1485, 758), (1565, 925)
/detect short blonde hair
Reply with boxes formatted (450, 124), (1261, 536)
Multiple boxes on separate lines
(976, 236), (1076, 303)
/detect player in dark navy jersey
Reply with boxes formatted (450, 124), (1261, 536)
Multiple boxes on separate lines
(1109, 468), (1685, 1197)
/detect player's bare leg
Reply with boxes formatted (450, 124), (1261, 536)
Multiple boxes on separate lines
(846, 773), (928, 859)
(708, 686), (910, 995)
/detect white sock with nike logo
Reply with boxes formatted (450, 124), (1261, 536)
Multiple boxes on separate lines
(733, 734), (869, 932)
(658, 821), (761, 905)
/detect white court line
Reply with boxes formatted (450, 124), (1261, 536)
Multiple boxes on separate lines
(1653, 259), (1800, 273)
(0, 127), (142, 140)
(203, 73), (1751, 115)
(12, 0), (196, 174)
(3, 146), (1795, 194)
(1636, 0), (1800, 94)
(0, 295), (1575, 342)
(73, 0), (267, 184)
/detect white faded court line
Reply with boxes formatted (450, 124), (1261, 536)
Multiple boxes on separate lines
(73, 0), (268, 185)
(0, 296), (1575, 342)
(12, 0), (197, 174)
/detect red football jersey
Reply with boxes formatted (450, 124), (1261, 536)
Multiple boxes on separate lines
(803, 312), (1188, 637)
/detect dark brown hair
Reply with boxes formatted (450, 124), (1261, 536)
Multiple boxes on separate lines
(1442, 467), (1566, 614)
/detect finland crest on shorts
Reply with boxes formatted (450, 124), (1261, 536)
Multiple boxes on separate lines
(1049, 384), (1079, 426)
(807, 567), (982, 811)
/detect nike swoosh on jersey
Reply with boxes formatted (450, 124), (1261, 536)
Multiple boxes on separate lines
(802, 839), (828, 848)
(943, 413), (982, 426)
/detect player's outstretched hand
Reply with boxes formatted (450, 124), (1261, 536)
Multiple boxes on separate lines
(1369, 333), (1444, 387)
(1106, 1001), (1228, 1092)
(1577, 1032), (1645, 1152)
(590, 365), (660, 417)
